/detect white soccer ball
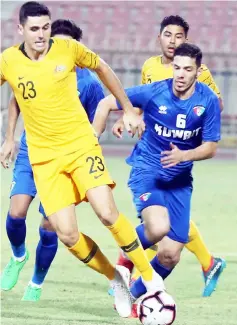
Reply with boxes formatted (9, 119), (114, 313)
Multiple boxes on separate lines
(137, 290), (176, 325)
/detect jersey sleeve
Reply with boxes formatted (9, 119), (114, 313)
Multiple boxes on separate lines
(71, 40), (100, 70)
(0, 53), (7, 85)
(202, 95), (221, 142)
(116, 84), (153, 111)
(199, 65), (221, 98)
(84, 82), (105, 123)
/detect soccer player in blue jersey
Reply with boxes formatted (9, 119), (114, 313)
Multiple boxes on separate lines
(93, 43), (221, 308)
(1, 19), (105, 301)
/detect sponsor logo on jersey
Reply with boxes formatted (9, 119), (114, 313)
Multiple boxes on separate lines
(139, 192), (151, 202)
(154, 123), (202, 140)
(54, 65), (66, 73)
(158, 105), (167, 114)
(10, 181), (16, 193)
(193, 106), (205, 116)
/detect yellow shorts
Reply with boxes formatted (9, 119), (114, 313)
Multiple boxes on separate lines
(32, 145), (115, 216)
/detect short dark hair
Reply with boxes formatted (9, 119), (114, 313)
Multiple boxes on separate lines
(160, 15), (189, 37)
(51, 19), (83, 41)
(174, 43), (202, 68)
(19, 1), (51, 25)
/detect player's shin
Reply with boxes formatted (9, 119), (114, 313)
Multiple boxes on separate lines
(31, 227), (58, 286)
(107, 213), (164, 289)
(68, 232), (115, 280)
(132, 245), (158, 281)
(6, 212), (26, 259)
(185, 221), (213, 271)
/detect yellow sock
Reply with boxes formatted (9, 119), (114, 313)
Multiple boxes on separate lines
(108, 213), (153, 281)
(68, 233), (115, 280)
(185, 220), (212, 271)
(132, 245), (158, 280)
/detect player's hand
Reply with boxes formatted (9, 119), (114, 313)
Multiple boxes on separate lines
(123, 111), (145, 138)
(0, 139), (16, 169)
(161, 143), (185, 168)
(112, 117), (125, 138)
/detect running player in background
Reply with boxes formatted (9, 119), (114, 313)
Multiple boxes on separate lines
(93, 42), (221, 312)
(1, 19), (105, 302)
(112, 15), (226, 298)
(0, 2), (166, 317)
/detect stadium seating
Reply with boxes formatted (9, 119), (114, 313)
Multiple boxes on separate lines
(1, 1), (236, 149)
(1, 1), (237, 55)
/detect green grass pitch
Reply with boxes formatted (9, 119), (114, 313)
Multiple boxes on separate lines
(1, 157), (237, 325)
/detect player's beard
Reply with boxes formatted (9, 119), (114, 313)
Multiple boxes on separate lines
(174, 75), (197, 98)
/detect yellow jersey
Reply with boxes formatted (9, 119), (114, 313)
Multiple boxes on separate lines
(0, 38), (100, 164)
(141, 55), (221, 97)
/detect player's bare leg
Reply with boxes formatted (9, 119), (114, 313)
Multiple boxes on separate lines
(47, 204), (132, 317)
(86, 186), (166, 295)
(22, 217), (58, 302)
(1, 194), (31, 290)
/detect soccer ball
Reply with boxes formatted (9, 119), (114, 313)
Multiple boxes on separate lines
(137, 290), (176, 325)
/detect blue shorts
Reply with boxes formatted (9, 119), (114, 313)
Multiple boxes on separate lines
(10, 151), (47, 219)
(128, 168), (193, 244)
(10, 152), (37, 198)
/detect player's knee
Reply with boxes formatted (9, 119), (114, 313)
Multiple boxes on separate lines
(97, 207), (119, 226)
(146, 222), (169, 243)
(158, 249), (180, 268)
(8, 207), (28, 219)
(57, 230), (79, 247)
(41, 218), (55, 232)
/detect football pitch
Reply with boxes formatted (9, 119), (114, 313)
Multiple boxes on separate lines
(1, 156), (237, 325)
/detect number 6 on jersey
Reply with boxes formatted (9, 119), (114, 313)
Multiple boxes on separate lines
(176, 114), (186, 129)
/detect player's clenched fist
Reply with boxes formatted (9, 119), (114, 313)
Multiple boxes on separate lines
(0, 139), (15, 168)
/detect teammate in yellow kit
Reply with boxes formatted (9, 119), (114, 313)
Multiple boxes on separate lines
(0, 2), (169, 317)
(112, 15), (226, 298)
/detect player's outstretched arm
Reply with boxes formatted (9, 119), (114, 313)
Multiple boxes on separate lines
(94, 58), (143, 135)
(1, 93), (20, 168)
(74, 40), (144, 135)
(93, 95), (120, 138)
(93, 95), (143, 138)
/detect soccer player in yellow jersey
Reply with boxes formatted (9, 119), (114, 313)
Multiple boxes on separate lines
(0, 2), (169, 317)
(112, 15), (225, 299)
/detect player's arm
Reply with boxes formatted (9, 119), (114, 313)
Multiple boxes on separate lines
(110, 59), (146, 138)
(93, 84), (151, 138)
(109, 61), (146, 138)
(93, 95), (142, 138)
(1, 93), (20, 168)
(161, 96), (221, 168)
(199, 65), (224, 112)
(73, 40), (142, 135)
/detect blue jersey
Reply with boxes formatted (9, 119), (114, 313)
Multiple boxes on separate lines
(119, 79), (221, 182)
(18, 68), (104, 155)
